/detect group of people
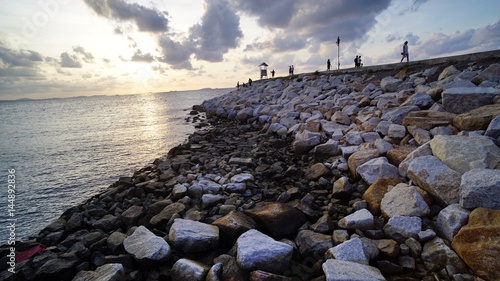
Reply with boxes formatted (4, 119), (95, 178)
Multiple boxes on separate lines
(354, 55), (363, 68)
(236, 78), (252, 89)
(238, 41), (409, 89)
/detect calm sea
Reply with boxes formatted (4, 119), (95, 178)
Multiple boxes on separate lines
(0, 89), (229, 242)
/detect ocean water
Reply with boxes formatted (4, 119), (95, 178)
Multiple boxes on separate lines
(0, 89), (230, 242)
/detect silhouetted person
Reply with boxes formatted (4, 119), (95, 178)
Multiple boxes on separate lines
(327, 59), (331, 70)
(271, 69), (275, 78)
(248, 78), (252, 86)
(401, 41), (409, 63)
(237, 81), (239, 89)
(354, 56), (359, 68)
(358, 56), (362, 67)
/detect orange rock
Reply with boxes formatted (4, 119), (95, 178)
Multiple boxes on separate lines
(452, 208), (500, 281)
(362, 177), (405, 216)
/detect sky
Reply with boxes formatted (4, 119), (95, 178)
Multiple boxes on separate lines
(0, 0), (499, 100)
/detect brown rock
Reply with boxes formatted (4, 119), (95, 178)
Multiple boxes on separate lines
(374, 239), (400, 258)
(348, 149), (380, 178)
(362, 177), (405, 216)
(452, 208), (500, 281)
(402, 110), (456, 130)
(213, 211), (258, 247)
(453, 103), (500, 131)
(244, 202), (307, 240)
(386, 146), (414, 167)
(304, 163), (332, 181)
(304, 121), (321, 132)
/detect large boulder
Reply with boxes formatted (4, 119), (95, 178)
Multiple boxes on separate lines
(460, 168), (500, 209)
(452, 208), (500, 281)
(123, 226), (171, 261)
(442, 87), (500, 114)
(72, 263), (124, 281)
(168, 219), (219, 253)
(236, 229), (293, 274)
(212, 211), (258, 247)
(244, 202), (307, 240)
(433, 204), (470, 242)
(338, 209), (375, 230)
(383, 216), (421, 243)
(402, 110), (456, 130)
(170, 259), (210, 281)
(454, 103), (500, 131)
(407, 155), (461, 206)
(422, 237), (469, 274)
(295, 230), (333, 258)
(292, 130), (321, 154)
(430, 135), (500, 175)
(380, 76), (403, 92)
(362, 177), (405, 216)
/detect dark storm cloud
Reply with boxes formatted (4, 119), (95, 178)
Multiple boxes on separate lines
(83, 0), (169, 33)
(60, 52), (82, 68)
(189, 0), (243, 62)
(239, 0), (392, 52)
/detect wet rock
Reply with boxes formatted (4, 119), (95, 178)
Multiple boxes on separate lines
(168, 219), (219, 253)
(244, 202), (307, 240)
(123, 225), (171, 261)
(338, 208), (374, 230)
(295, 230), (333, 258)
(170, 258), (210, 281)
(72, 263), (124, 281)
(236, 229), (293, 274)
(213, 211), (258, 247)
(325, 238), (370, 264)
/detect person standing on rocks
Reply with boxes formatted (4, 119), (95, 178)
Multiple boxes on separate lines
(327, 59), (331, 71)
(271, 69), (275, 78)
(401, 41), (409, 63)
(354, 56), (359, 68)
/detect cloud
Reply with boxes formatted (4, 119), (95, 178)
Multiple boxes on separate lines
(189, 0), (243, 62)
(0, 44), (44, 67)
(157, 35), (193, 70)
(72, 46), (95, 63)
(131, 49), (155, 63)
(60, 52), (82, 68)
(83, 0), (169, 33)
(416, 20), (500, 58)
(230, 0), (297, 28)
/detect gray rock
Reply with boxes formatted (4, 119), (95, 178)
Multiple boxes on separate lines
(401, 92), (434, 109)
(201, 194), (225, 209)
(460, 168), (500, 209)
(149, 202), (186, 226)
(172, 184), (187, 199)
(292, 130), (322, 154)
(381, 106), (420, 125)
(485, 116), (500, 139)
(383, 216), (421, 243)
(407, 155), (461, 205)
(374, 139), (393, 155)
(123, 225), (171, 261)
(313, 139), (340, 157)
(398, 142), (433, 177)
(381, 183), (430, 217)
(356, 157), (400, 185)
(375, 120), (392, 136)
(35, 256), (79, 281)
(421, 237), (469, 273)
(169, 219), (219, 253)
(206, 263), (222, 281)
(407, 125), (431, 145)
(434, 204), (470, 242)
(442, 87), (500, 114)
(120, 205), (143, 226)
(338, 208), (374, 230)
(322, 259), (386, 281)
(430, 135), (500, 174)
(380, 76), (403, 92)
(325, 238), (370, 264)
(268, 123), (288, 135)
(388, 124), (406, 139)
(295, 230), (333, 258)
(107, 231), (127, 253)
(170, 258), (209, 281)
(93, 214), (121, 232)
(230, 173), (254, 183)
(72, 263), (124, 281)
(224, 182), (246, 193)
(236, 229), (293, 274)
(346, 131), (363, 145)
(438, 65), (460, 81)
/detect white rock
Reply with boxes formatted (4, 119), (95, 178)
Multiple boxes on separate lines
(123, 226), (171, 261)
(434, 204), (470, 242)
(381, 183), (430, 217)
(460, 168), (500, 209)
(322, 259), (385, 281)
(169, 219), (219, 253)
(338, 209), (374, 230)
(356, 157), (400, 185)
(325, 238), (370, 264)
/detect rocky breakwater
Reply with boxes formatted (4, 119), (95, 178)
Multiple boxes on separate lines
(1, 56), (499, 281)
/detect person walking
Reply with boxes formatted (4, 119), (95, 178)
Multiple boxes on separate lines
(400, 41), (409, 63)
